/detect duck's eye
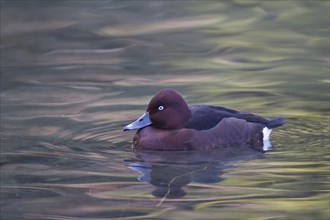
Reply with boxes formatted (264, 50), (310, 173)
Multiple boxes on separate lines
(158, 105), (164, 111)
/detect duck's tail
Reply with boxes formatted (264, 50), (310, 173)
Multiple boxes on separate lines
(262, 116), (286, 142)
(266, 116), (286, 129)
(262, 117), (286, 151)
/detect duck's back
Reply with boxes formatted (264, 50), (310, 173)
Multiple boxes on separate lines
(186, 105), (285, 130)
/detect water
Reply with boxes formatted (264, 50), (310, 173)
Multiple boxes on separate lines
(1, 1), (329, 219)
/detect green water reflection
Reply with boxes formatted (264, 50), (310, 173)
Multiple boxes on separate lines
(1, 1), (329, 220)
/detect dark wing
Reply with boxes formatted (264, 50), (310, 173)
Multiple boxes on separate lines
(185, 105), (285, 130)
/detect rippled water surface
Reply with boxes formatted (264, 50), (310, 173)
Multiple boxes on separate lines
(1, 1), (329, 220)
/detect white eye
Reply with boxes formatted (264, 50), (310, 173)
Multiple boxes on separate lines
(158, 105), (164, 111)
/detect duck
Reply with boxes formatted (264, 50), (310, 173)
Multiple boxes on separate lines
(124, 89), (286, 151)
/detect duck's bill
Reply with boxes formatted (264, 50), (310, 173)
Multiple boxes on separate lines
(123, 112), (152, 131)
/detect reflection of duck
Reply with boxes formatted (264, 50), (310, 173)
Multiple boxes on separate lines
(125, 149), (264, 198)
(124, 89), (285, 151)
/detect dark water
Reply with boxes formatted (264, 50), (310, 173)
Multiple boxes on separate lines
(1, 1), (329, 220)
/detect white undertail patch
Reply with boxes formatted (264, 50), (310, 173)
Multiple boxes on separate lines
(262, 127), (273, 151)
(262, 127), (272, 141)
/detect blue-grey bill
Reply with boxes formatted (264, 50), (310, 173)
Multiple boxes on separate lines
(123, 112), (152, 131)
